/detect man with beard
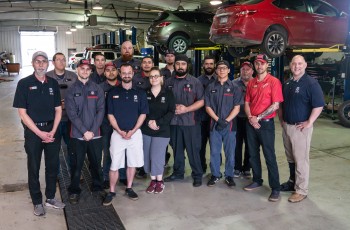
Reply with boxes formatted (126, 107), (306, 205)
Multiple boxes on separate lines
(90, 53), (106, 84)
(113, 40), (141, 73)
(244, 54), (283, 202)
(197, 55), (217, 173)
(99, 62), (120, 188)
(65, 59), (105, 204)
(164, 54), (204, 187)
(13, 51), (65, 216)
(233, 61), (254, 178)
(132, 56), (154, 90)
(103, 63), (148, 204)
(161, 49), (175, 80)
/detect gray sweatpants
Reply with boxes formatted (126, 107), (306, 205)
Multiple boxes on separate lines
(142, 134), (170, 176)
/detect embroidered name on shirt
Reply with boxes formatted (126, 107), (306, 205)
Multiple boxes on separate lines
(29, 86), (37, 90)
(113, 95), (119, 99)
(262, 83), (269, 88)
(74, 93), (81, 97)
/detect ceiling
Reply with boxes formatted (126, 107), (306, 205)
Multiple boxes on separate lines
(0, 0), (219, 31)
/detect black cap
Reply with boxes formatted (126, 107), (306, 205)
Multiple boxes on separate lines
(77, 59), (92, 68)
(175, 54), (189, 63)
(216, 60), (230, 69)
(165, 49), (175, 56)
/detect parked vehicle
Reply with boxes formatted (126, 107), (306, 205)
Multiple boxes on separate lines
(68, 52), (84, 69)
(210, 0), (349, 58)
(146, 10), (214, 54)
(84, 50), (120, 64)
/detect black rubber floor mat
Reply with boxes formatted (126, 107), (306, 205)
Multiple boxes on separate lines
(58, 146), (125, 230)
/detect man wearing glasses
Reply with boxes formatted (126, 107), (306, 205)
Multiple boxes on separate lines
(103, 63), (149, 204)
(13, 51), (65, 216)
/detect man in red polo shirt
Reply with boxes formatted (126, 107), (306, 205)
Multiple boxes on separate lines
(244, 54), (283, 202)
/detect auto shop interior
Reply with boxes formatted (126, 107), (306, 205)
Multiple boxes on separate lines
(0, 0), (350, 229)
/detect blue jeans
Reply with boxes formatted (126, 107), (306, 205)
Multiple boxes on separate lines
(209, 127), (236, 178)
(246, 119), (280, 191)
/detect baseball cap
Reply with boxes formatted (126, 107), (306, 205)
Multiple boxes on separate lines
(32, 51), (48, 61)
(241, 61), (253, 69)
(175, 54), (189, 63)
(216, 60), (230, 69)
(254, 54), (269, 63)
(77, 59), (92, 69)
(165, 49), (175, 56)
(104, 62), (117, 69)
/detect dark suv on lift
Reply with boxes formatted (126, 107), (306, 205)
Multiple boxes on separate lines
(146, 10), (215, 54)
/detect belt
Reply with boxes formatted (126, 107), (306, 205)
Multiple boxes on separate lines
(286, 122), (301, 125)
(259, 119), (272, 122)
(34, 121), (53, 127)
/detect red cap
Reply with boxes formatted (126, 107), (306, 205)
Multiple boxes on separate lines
(104, 62), (117, 69)
(77, 59), (92, 69)
(254, 54), (269, 63)
(241, 61), (253, 69)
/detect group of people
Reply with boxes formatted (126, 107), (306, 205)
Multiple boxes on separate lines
(13, 39), (324, 217)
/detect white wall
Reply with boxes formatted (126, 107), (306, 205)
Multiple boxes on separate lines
(0, 27), (22, 65)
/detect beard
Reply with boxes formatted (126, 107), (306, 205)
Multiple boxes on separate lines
(203, 67), (214, 76)
(175, 68), (188, 77)
(122, 53), (133, 62)
(122, 77), (132, 83)
(107, 76), (118, 81)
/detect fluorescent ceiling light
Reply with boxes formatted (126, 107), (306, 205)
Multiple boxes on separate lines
(76, 24), (84, 29)
(93, 0), (103, 10)
(210, 0), (222, 5)
(66, 30), (72, 35)
(70, 26), (77, 32)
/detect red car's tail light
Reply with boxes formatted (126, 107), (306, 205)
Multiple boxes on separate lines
(156, 22), (171, 27)
(236, 10), (257, 16)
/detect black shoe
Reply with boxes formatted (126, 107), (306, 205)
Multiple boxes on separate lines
(193, 179), (202, 187)
(103, 192), (116, 206)
(225, 176), (236, 187)
(103, 180), (110, 189)
(136, 168), (147, 179)
(280, 180), (295, 191)
(125, 188), (139, 201)
(164, 174), (184, 182)
(268, 190), (280, 202)
(69, 194), (80, 205)
(207, 176), (220, 187)
(119, 178), (127, 186)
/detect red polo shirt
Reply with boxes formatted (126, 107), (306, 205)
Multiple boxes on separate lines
(245, 73), (283, 119)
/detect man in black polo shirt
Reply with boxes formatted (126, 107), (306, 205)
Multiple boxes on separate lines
(161, 49), (175, 80)
(65, 59), (105, 204)
(278, 55), (324, 203)
(164, 54), (204, 187)
(132, 56), (154, 91)
(103, 63), (148, 204)
(90, 53), (106, 84)
(205, 60), (242, 187)
(113, 40), (141, 73)
(13, 51), (65, 216)
(197, 55), (217, 173)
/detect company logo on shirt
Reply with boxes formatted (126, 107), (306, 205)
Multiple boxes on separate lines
(134, 95), (138, 102)
(49, 87), (54, 95)
(147, 96), (152, 100)
(88, 90), (98, 99)
(161, 97), (166, 103)
(262, 83), (269, 88)
(29, 86), (37, 90)
(295, 87), (300, 93)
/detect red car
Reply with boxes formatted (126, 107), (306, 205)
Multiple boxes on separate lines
(210, 0), (349, 58)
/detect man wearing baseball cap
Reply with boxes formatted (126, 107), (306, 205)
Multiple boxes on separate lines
(13, 51), (65, 216)
(65, 58), (105, 204)
(233, 61), (254, 179)
(244, 54), (283, 202)
(161, 49), (176, 80)
(164, 54), (204, 187)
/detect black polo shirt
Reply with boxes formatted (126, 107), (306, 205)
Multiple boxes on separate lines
(165, 74), (204, 126)
(113, 57), (141, 73)
(13, 74), (61, 123)
(141, 88), (175, 137)
(132, 71), (151, 90)
(205, 79), (242, 131)
(90, 71), (106, 84)
(282, 73), (324, 124)
(107, 85), (149, 131)
(161, 67), (175, 80)
(197, 74), (217, 121)
(233, 78), (248, 118)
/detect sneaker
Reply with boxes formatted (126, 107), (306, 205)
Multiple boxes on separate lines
(45, 198), (66, 209)
(207, 176), (220, 187)
(233, 170), (241, 178)
(244, 182), (262, 191)
(242, 171), (252, 179)
(225, 176), (236, 187)
(103, 192), (116, 206)
(125, 188), (139, 200)
(268, 190), (280, 202)
(154, 181), (165, 194)
(146, 180), (157, 193)
(280, 180), (295, 192)
(33, 204), (45, 216)
(69, 193), (80, 205)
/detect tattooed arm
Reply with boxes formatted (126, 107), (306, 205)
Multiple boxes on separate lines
(256, 102), (280, 121)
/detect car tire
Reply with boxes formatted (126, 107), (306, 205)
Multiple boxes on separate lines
(262, 29), (287, 58)
(227, 47), (250, 57)
(169, 36), (189, 54)
(155, 45), (167, 55)
(338, 100), (350, 128)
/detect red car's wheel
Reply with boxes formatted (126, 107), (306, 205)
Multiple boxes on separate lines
(262, 29), (287, 58)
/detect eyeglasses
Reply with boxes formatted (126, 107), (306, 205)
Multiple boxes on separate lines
(217, 66), (228, 71)
(34, 59), (48, 65)
(149, 75), (161, 79)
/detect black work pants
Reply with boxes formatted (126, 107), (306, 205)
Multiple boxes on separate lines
(68, 138), (103, 194)
(24, 124), (60, 205)
(170, 125), (203, 180)
(199, 120), (210, 172)
(234, 117), (250, 171)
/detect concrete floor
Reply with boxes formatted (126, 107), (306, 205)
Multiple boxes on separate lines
(0, 67), (349, 230)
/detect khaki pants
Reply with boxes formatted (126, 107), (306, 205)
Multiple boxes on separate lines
(282, 123), (313, 195)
